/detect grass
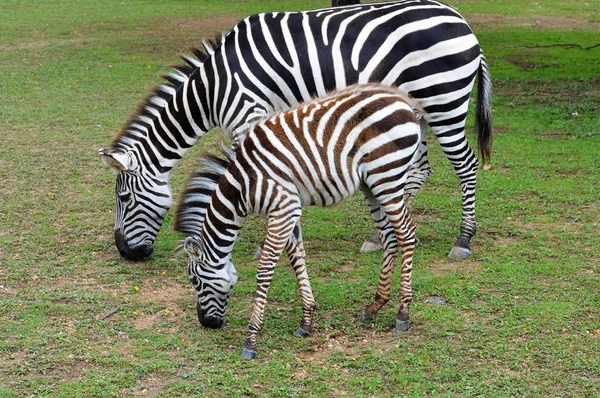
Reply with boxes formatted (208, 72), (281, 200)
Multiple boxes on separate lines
(1, 0), (599, 396)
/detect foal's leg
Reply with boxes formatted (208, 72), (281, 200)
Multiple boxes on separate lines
(377, 194), (417, 332)
(242, 208), (301, 360)
(358, 189), (400, 322)
(285, 224), (317, 337)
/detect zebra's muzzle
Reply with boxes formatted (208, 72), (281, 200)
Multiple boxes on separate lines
(115, 229), (153, 261)
(197, 302), (224, 329)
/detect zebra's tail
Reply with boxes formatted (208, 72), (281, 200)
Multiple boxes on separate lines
(475, 51), (493, 165)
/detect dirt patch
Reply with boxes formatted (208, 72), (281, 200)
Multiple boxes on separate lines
(147, 15), (241, 45)
(0, 37), (90, 52)
(505, 54), (545, 71)
(496, 79), (600, 102)
(425, 258), (482, 277)
(493, 126), (509, 136)
(129, 279), (191, 331)
(158, 16), (241, 33)
(129, 372), (174, 397)
(554, 167), (592, 176)
(468, 13), (600, 31)
(334, 263), (354, 273)
(412, 208), (443, 223)
(298, 327), (410, 363)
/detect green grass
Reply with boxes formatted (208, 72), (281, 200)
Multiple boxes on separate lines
(1, 0), (599, 396)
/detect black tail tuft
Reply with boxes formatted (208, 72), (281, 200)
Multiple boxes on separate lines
(475, 52), (493, 165)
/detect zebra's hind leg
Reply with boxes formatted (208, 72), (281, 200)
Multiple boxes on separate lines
(404, 120), (432, 207)
(430, 123), (478, 261)
(285, 224), (316, 337)
(358, 189), (399, 322)
(360, 121), (430, 254)
(242, 208), (302, 360)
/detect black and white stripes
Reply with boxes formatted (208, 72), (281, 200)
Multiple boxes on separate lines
(100, 0), (492, 261)
(176, 84), (422, 358)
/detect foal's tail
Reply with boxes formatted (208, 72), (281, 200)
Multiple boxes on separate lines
(476, 50), (493, 165)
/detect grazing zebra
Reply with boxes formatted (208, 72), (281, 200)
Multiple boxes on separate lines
(99, 0), (492, 261)
(175, 84), (422, 359)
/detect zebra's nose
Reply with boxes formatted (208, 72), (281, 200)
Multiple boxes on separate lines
(114, 229), (153, 261)
(199, 316), (224, 329)
(197, 303), (224, 329)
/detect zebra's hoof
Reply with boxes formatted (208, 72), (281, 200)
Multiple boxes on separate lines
(358, 311), (375, 322)
(360, 231), (383, 253)
(448, 246), (471, 261)
(253, 246), (263, 260)
(294, 327), (311, 338)
(241, 348), (257, 360)
(393, 319), (410, 333)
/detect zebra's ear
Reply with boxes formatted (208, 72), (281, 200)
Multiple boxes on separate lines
(98, 149), (135, 175)
(183, 236), (202, 260)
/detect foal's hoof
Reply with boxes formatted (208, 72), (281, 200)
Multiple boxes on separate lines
(448, 245), (471, 261)
(393, 319), (410, 333)
(294, 327), (311, 338)
(358, 311), (375, 322)
(241, 348), (257, 360)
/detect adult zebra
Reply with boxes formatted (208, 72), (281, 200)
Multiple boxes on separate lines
(99, 0), (492, 261)
(175, 84), (423, 359)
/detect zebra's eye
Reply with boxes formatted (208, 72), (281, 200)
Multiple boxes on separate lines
(118, 192), (132, 202)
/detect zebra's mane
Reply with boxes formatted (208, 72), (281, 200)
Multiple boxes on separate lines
(110, 34), (226, 148)
(173, 142), (236, 237)
(233, 84), (421, 139)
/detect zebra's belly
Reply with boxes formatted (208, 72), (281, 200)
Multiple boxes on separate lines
(297, 174), (361, 209)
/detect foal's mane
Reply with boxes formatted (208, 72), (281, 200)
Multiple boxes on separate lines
(110, 34), (226, 148)
(173, 143), (235, 236)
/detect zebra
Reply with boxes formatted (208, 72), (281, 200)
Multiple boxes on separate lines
(175, 84), (422, 359)
(99, 0), (492, 261)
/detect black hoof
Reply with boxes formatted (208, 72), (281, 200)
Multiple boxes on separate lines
(393, 319), (410, 333)
(358, 311), (375, 322)
(241, 348), (257, 360)
(294, 327), (311, 338)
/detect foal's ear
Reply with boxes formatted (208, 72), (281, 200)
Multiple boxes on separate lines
(98, 148), (135, 175)
(412, 108), (424, 120)
(183, 236), (202, 259)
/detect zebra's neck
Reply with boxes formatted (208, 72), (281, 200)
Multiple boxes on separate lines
(112, 41), (275, 179)
(111, 59), (224, 180)
(199, 172), (246, 267)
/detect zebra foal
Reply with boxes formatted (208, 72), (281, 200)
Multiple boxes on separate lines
(175, 84), (422, 359)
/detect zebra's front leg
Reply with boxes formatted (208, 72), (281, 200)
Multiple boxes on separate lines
(285, 225), (316, 337)
(391, 210), (417, 332)
(358, 189), (399, 322)
(242, 210), (301, 360)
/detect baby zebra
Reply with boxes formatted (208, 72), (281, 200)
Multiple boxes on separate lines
(175, 84), (422, 359)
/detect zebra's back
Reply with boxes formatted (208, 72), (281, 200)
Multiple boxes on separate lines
(231, 85), (422, 209)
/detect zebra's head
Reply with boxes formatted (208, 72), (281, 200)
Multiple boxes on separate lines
(99, 148), (173, 261)
(182, 236), (238, 328)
